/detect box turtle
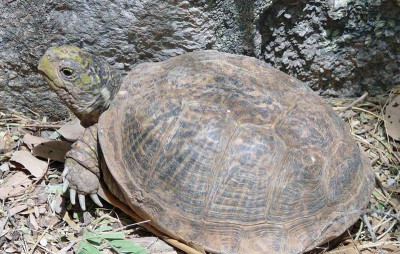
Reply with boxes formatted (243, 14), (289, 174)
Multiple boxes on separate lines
(38, 46), (374, 254)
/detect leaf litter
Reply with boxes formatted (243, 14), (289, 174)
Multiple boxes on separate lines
(0, 111), (176, 254)
(0, 88), (399, 254)
(384, 89), (400, 141)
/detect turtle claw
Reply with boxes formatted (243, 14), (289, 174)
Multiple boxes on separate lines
(90, 194), (103, 207)
(78, 194), (86, 210)
(62, 157), (101, 209)
(70, 189), (76, 205)
(62, 179), (70, 193)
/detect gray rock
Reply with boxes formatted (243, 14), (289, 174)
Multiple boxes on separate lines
(258, 0), (400, 97)
(0, 0), (216, 119)
(1, 0), (398, 119)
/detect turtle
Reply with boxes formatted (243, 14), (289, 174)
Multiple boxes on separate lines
(37, 45), (374, 254)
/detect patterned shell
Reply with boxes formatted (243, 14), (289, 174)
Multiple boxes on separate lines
(98, 51), (374, 253)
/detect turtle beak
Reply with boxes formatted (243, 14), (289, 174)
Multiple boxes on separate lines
(38, 49), (60, 91)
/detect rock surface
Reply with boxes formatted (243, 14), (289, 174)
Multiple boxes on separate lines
(0, 0), (398, 119)
(258, 0), (400, 96)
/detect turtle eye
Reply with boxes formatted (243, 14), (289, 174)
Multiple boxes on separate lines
(60, 68), (75, 78)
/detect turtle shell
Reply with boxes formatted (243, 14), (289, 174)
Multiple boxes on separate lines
(98, 51), (374, 253)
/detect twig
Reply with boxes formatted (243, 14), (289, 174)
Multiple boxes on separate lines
(0, 123), (62, 128)
(370, 132), (400, 163)
(114, 220), (151, 232)
(327, 241), (400, 253)
(354, 220), (363, 241)
(372, 188), (400, 214)
(351, 107), (384, 120)
(362, 214), (377, 242)
(377, 220), (397, 241)
(371, 209), (400, 223)
(335, 92), (368, 113)
(28, 224), (51, 254)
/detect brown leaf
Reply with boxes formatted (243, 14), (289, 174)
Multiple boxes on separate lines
(0, 136), (5, 151)
(31, 141), (71, 162)
(57, 119), (84, 142)
(10, 151), (48, 178)
(384, 94), (400, 141)
(0, 171), (32, 199)
(29, 213), (40, 230)
(8, 204), (28, 217)
(131, 236), (177, 253)
(22, 133), (51, 149)
(62, 212), (81, 231)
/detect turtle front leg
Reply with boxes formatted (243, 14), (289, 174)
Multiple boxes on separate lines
(62, 124), (103, 210)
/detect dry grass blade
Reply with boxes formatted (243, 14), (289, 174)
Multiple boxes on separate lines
(327, 94), (400, 253)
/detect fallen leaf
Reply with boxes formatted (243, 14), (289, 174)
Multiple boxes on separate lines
(384, 94), (400, 141)
(0, 163), (10, 172)
(57, 119), (84, 142)
(51, 195), (65, 215)
(55, 241), (76, 254)
(132, 236), (177, 253)
(10, 151), (48, 178)
(31, 141), (71, 162)
(8, 204), (28, 217)
(22, 134), (51, 149)
(0, 171), (32, 199)
(0, 136), (5, 151)
(62, 212), (81, 231)
(0, 217), (8, 233)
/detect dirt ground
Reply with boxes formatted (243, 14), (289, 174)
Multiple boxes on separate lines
(0, 92), (399, 254)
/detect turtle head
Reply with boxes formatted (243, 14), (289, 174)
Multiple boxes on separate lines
(38, 45), (121, 127)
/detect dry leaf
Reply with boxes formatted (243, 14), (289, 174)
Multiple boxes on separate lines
(29, 213), (40, 230)
(0, 136), (5, 151)
(62, 212), (81, 231)
(51, 195), (65, 214)
(8, 204), (28, 217)
(57, 119), (84, 142)
(0, 171), (32, 199)
(132, 236), (177, 253)
(22, 133), (51, 149)
(384, 94), (400, 141)
(31, 141), (71, 162)
(10, 151), (48, 178)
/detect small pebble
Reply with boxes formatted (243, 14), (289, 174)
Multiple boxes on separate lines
(387, 178), (396, 186)
(39, 238), (47, 247)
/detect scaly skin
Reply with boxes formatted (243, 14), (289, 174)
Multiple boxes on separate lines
(38, 45), (121, 127)
(38, 46), (120, 209)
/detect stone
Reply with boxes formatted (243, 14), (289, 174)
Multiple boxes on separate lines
(258, 0), (399, 97)
(1, 0), (398, 119)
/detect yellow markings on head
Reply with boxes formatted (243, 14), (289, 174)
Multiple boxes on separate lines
(50, 45), (92, 68)
(81, 73), (92, 83)
(38, 45), (96, 91)
(38, 52), (60, 90)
